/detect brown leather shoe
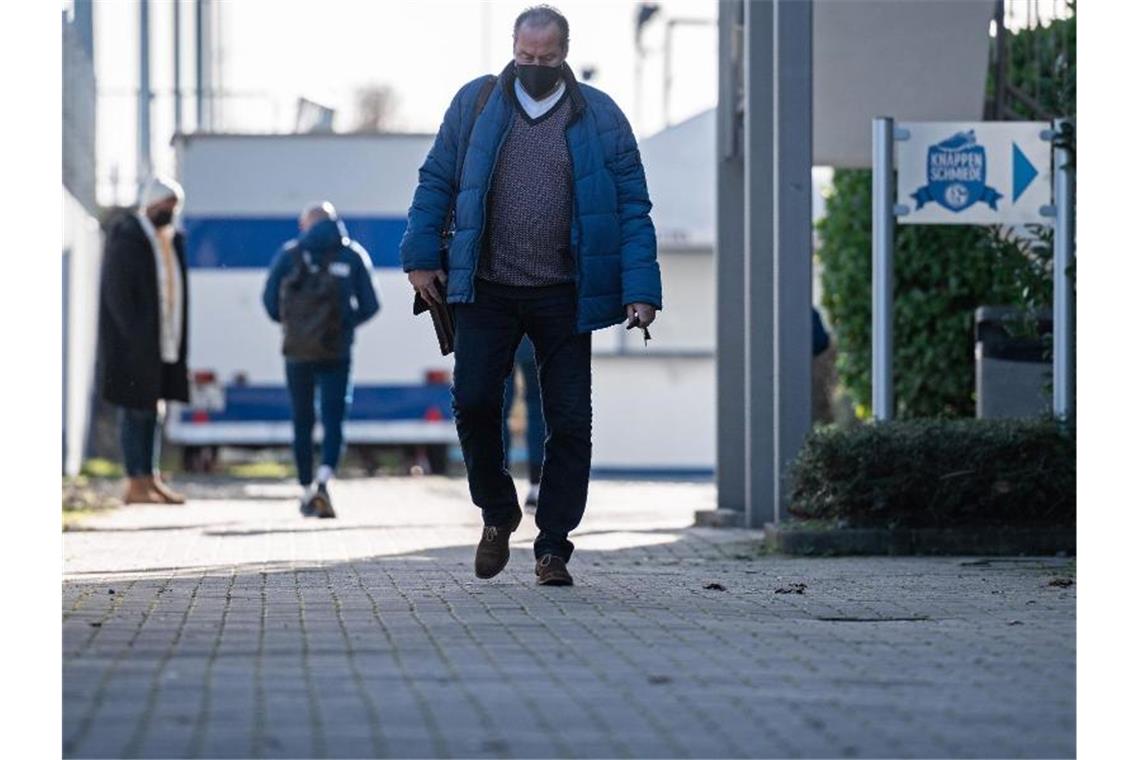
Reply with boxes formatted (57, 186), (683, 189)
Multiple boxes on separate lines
(123, 477), (163, 504)
(535, 554), (574, 586)
(474, 508), (523, 579)
(149, 475), (186, 505)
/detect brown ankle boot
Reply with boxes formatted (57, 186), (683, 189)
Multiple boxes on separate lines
(150, 475), (186, 505)
(474, 508), (523, 579)
(535, 554), (574, 586)
(123, 477), (163, 504)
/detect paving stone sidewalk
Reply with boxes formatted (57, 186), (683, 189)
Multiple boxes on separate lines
(63, 477), (1075, 758)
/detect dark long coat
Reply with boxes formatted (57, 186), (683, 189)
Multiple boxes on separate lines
(98, 212), (190, 409)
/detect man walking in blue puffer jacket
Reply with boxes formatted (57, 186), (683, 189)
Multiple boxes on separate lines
(399, 5), (662, 586)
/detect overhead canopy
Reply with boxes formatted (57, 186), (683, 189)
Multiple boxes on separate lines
(814, 0), (995, 167)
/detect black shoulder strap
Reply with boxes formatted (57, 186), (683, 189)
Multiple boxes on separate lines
(474, 75), (496, 116)
(453, 75), (498, 188)
(442, 75), (498, 244)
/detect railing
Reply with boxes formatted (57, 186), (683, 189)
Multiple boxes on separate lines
(985, 0), (1076, 121)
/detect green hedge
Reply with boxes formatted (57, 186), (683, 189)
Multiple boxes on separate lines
(789, 419), (1075, 528)
(816, 172), (1053, 419)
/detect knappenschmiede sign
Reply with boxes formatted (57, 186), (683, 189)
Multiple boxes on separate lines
(896, 121), (1052, 225)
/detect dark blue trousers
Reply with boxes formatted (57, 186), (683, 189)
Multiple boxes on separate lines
(453, 281), (591, 562)
(119, 405), (159, 477)
(285, 359), (352, 486)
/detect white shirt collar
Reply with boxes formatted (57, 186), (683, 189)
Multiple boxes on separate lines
(514, 78), (566, 120)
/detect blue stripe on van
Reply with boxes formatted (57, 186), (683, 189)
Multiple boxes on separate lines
(183, 216), (408, 269)
(182, 383), (454, 423)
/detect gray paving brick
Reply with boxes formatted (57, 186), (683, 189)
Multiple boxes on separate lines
(64, 477), (1075, 758)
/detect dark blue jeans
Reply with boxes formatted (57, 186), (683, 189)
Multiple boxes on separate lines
(285, 358), (352, 486)
(502, 337), (546, 485)
(119, 405), (159, 477)
(453, 280), (591, 562)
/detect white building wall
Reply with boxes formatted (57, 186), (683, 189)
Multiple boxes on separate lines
(589, 250), (717, 473)
(63, 188), (103, 476)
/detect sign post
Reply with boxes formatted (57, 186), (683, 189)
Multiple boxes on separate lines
(871, 117), (896, 421)
(1050, 118), (1076, 421)
(872, 119), (1068, 421)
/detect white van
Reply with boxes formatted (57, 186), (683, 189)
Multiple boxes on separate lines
(170, 132), (457, 472)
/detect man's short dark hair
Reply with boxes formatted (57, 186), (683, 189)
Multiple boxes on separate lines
(513, 5), (570, 51)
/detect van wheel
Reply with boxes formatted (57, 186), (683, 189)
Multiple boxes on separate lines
(181, 446), (200, 472)
(359, 446), (381, 476)
(426, 445), (448, 476)
(182, 445), (218, 473)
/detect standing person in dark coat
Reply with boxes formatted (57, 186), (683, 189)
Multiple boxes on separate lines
(98, 176), (191, 504)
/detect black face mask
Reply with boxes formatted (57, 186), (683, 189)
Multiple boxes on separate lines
(149, 209), (174, 228)
(515, 62), (563, 99)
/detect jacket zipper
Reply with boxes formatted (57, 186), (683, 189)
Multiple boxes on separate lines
(565, 133), (582, 273)
(564, 114), (585, 331)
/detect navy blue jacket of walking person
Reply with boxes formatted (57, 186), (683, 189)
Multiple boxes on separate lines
(399, 6), (662, 585)
(263, 210), (380, 357)
(98, 176), (191, 506)
(262, 202), (380, 519)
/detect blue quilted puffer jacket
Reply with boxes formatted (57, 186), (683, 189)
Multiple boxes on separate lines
(399, 62), (662, 333)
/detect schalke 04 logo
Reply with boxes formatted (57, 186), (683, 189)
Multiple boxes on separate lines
(911, 130), (1002, 213)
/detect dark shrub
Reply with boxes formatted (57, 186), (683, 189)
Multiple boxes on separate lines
(789, 418), (1075, 528)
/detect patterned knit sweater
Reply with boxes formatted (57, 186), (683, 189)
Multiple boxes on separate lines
(477, 93), (577, 287)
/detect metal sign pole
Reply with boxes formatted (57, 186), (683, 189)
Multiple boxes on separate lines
(138, 0), (152, 191)
(174, 0), (182, 135)
(871, 117), (895, 421)
(1052, 117), (1076, 421)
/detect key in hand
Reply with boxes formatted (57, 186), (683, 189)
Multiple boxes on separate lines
(626, 315), (652, 347)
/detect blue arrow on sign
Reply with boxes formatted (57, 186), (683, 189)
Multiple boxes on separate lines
(1012, 142), (1039, 203)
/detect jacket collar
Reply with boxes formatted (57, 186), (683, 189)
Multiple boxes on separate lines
(498, 60), (586, 121)
(298, 217), (348, 251)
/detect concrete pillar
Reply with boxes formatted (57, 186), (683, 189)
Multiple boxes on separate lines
(715, 0), (747, 520)
(743, 0), (776, 529)
(772, 0), (813, 522)
(706, 0), (813, 530)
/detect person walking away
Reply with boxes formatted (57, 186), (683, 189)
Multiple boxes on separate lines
(502, 337), (545, 512)
(98, 176), (191, 504)
(400, 5), (662, 585)
(263, 202), (379, 518)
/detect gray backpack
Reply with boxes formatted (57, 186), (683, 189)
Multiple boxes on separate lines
(279, 247), (343, 361)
